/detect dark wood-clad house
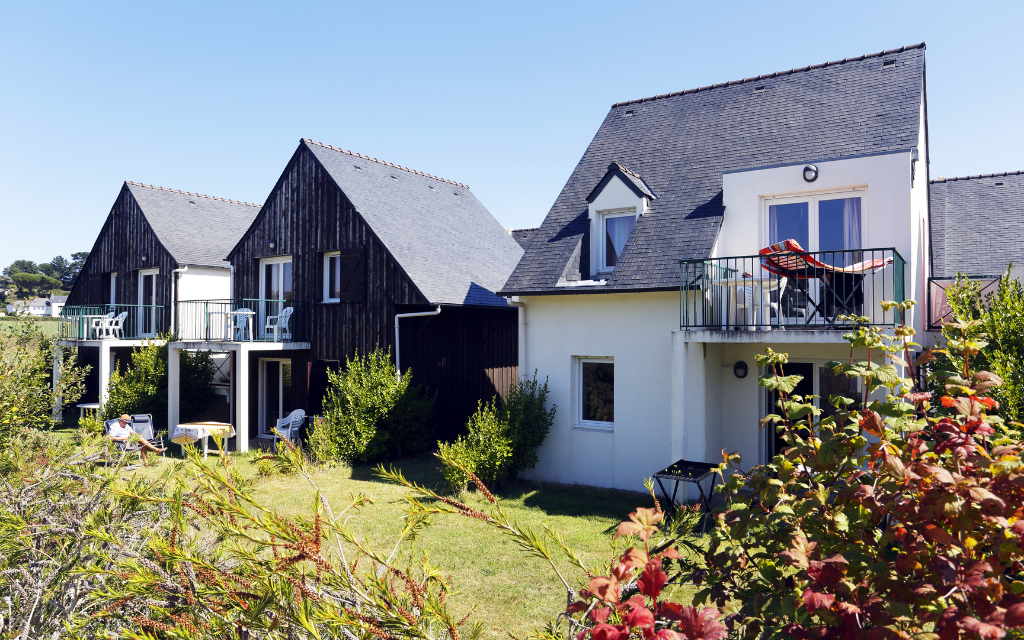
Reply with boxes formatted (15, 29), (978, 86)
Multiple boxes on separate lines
(168, 139), (523, 449)
(58, 182), (260, 408)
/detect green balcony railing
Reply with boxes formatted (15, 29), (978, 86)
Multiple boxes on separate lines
(679, 247), (906, 330)
(58, 304), (169, 340)
(175, 299), (309, 343)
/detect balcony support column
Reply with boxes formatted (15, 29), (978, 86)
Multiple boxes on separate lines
(235, 344), (250, 452)
(98, 341), (112, 406)
(168, 346), (180, 442)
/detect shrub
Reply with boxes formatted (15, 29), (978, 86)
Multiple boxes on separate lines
(438, 372), (556, 492)
(693, 305), (1024, 637)
(78, 413), (105, 436)
(438, 399), (513, 491)
(0, 316), (86, 447)
(942, 270), (1024, 423)
(103, 339), (216, 430)
(503, 372), (556, 477)
(311, 347), (434, 463)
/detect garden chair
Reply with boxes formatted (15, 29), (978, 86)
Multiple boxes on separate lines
(99, 312), (129, 339)
(274, 408), (306, 447)
(233, 308), (253, 341)
(735, 276), (788, 327)
(91, 311), (115, 339)
(265, 306), (294, 342)
(759, 239), (893, 325)
(103, 417), (141, 459)
(131, 414), (166, 457)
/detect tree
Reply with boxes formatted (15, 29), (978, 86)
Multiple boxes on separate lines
(3, 259), (38, 277)
(11, 271), (62, 298)
(69, 251), (89, 287)
(39, 255), (73, 288)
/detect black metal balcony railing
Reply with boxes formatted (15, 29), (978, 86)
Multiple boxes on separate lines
(58, 304), (169, 340)
(679, 248), (906, 330)
(175, 299), (309, 343)
(926, 275), (1000, 331)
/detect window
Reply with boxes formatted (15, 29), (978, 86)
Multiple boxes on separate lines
(259, 257), (292, 339)
(598, 209), (637, 271)
(324, 252), (342, 302)
(322, 250), (366, 303)
(578, 358), (614, 428)
(767, 193), (863, 265)
(138, 269), (159, 336)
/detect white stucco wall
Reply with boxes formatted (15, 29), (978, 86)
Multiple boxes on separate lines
(177, 267), (230, 301)
(521, 291), (678, 493)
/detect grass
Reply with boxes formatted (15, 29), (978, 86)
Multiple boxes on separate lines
(127, 450), (695, 638)
(0, 315), (60, 337)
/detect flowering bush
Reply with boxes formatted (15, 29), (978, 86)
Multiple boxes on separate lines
(698, 304), (1024, 638)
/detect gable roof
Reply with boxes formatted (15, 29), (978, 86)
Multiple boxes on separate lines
(586, 162), (655, 202)
(125, 182), (261, 268)
(298, 139), (524, 307)
(502, 43), (927, 295)
(930, 171), (1024, 278)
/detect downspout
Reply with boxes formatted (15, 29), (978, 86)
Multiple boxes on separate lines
(394, 306), (441, 379)
(506, 297), (527, 380)
(170, 265), (188, 336)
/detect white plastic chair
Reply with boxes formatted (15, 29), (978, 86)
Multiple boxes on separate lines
(735, 284), (756, 326)
(233, 308), (253, 341)
(768, 277), (789, 325)
(91, 312), (114, 339)
(100, 312), (128, 339)
(274, 408), (306, 446)
(265, 306), (294, 342)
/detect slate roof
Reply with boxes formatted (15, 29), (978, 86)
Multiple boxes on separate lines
(125, 182), (261, 269)
(501, 44), (927, 295)
(930, 171), (1024, 278)
(301, 140), (524, 307)
(510, 228), (539, 250)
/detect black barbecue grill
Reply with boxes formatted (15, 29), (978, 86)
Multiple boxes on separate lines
(652, 459), (720, 527)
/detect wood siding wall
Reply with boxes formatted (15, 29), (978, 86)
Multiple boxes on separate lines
(66, 185), (175, 333)
(232, 144), (518, 442)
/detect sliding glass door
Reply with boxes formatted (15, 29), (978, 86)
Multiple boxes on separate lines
(259, 358), (293, 438)
(258, 257), (292, 339)
(138, 269), (159, 337)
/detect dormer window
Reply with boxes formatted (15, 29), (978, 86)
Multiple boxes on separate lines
(601, 209), (637, 269)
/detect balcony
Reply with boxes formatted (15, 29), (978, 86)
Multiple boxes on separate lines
(58, 304), (168, 341)
(679, 247), (906, 331)
(174, 299), (309, 343)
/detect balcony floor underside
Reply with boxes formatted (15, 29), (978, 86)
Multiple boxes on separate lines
(677, 329), (851, 344)
(57, 338), (166, 348)
(169, 340), (311, 352)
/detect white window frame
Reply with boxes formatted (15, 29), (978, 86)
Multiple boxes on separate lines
(576, 356), (615, 430)
(109, 272), (117, 306)
(760, 187), (868, 252)
(596, 208), (638, 274)
(323, 251), (340, 303)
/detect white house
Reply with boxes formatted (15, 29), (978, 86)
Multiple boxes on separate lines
(500, 44), (932, 493)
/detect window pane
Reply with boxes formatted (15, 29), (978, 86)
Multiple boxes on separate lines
(605, 216), (636, 267)
(582, 361), (614, 423)
(282, 362), (293, 417)
(819, 365), (861, 422)
(282, 262), (292, 302)
(328, 256), (339, 298)
(264, 264), (276, 300)
(768, 202), (809, 249)
(818, 197), (861, 265)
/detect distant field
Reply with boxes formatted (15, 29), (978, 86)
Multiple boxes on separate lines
(0, 316), (61, 337)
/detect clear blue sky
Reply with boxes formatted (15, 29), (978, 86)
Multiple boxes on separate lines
(1, 1), (1021, 269)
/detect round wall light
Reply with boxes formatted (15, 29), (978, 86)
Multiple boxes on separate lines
(803, 164), (819, 182)
(734, 361), (748, 379)
(269, 238), (277, 251)
(141, 251), (148, 263)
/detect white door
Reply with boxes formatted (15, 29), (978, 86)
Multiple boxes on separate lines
(259, 257), (292, 339)
(138, 269), (159, 336)
(259, 358), (293, 438)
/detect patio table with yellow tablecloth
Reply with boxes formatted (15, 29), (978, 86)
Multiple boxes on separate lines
(171, 421), (235, 458)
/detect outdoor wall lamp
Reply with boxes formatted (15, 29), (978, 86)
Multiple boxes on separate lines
(269, 238), (277, 250)
(141, 251), (148, 263)
(803, 164), (819, 182)
(734, 361), (748, 379)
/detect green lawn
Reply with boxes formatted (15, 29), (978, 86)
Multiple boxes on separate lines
(0, 316), (60, 337)
(130, 451), (691, 638)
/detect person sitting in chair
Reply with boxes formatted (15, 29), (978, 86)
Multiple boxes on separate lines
(108, 414), (166, 462)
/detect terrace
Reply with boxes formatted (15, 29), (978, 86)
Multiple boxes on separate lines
(58, 304), (168, 344)
(174, 298), (310, 344)
(679, 246), (906, 336)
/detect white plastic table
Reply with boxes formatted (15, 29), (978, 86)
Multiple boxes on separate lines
(713, 278), (785, 329)
(206, 310), (255, 341)
(171, 421), (236, 458)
